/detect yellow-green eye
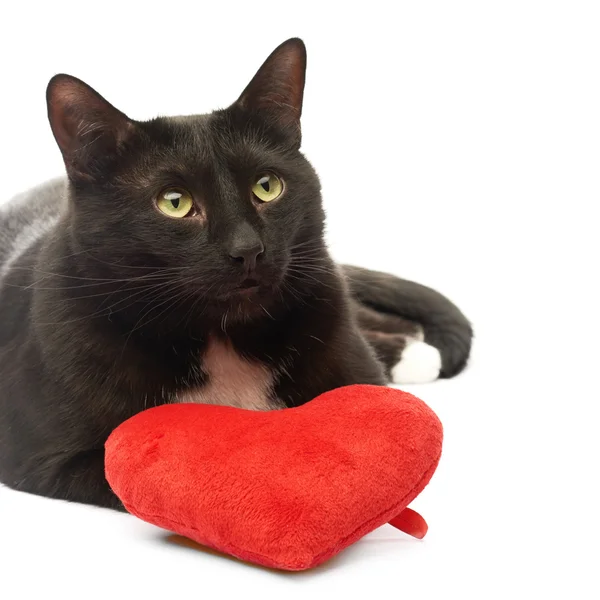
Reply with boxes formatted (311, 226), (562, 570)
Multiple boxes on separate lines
(156, 188), (194, 218)
(251, 173), (283, 202)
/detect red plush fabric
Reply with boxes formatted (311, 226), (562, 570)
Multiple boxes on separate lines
(105, 385), (443, 571)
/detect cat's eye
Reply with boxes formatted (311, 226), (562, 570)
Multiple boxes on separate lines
(251, 173), (283, 203)
(156, 188), (195, 218)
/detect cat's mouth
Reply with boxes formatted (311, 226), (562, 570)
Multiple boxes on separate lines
(212, 268), (283, 304)
(236, 278), (261, 295)
(239, 278), (260, 290)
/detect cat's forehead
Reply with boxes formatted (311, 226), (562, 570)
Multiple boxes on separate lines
(114, 111), (297, 190)
(141, 111), (291, 170)
(153, 113), (214, 157)
(167, 114), (211, 126)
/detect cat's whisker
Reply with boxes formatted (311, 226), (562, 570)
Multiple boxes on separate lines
(12, 271), (184, 312)
(285, 270), (337, 289)
(118, 278), (200, 356)
(287, 264), (337, 276)
(279, 278), (305, 305)
(287, 239), (321, 252)
(80, 250), (194, 272)
(118, 276), (199, 317)
(178, 280), (219, 330)
(10, 265), (185, 284)
(259, 304), (275, 320)
(31, 276), (193, 327)
(6, 271), (182, 293)
(289, 248), (325, 257)
(95, 278), (184, 314)
(153, 286), (200, 332)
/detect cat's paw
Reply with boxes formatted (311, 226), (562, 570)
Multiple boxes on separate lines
(391, 340), (441, 384)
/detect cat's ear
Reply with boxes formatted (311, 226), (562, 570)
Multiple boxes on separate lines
(234, 38), (306, 144)
(46, 74), (135, 178)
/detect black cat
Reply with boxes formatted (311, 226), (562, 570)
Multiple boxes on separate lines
(0, 38), (472, 510)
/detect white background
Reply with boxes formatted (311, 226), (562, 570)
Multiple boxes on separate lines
(1, 1), (599, 598)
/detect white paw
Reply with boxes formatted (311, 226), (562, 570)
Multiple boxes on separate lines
(391, 340), (442, 384)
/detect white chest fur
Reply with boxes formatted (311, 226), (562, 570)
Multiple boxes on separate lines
(178, 339), (281, 411)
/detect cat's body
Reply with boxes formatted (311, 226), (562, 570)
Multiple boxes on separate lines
(0, 39), (472, 510)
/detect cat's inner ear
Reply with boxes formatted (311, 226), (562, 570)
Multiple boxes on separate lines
(46, 74), (134, 174)
(235, 38), (306, 141)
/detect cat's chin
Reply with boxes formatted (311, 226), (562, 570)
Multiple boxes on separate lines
(207, 283), (280, 318)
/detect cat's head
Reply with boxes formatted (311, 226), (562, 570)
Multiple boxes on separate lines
(46, 38), (326, 326)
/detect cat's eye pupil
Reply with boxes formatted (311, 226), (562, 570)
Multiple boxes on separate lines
(251, 174), (282, 203)
(163, 190), (183, 210)
(157, 189), (193, 218)
(258, 177), (270, 192)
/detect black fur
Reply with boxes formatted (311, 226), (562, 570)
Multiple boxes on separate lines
(344, 266), (473, 378)
(0, 39), (472, 510)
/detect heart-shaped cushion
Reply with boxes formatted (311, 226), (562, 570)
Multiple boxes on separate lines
(105, 385), (443, 570)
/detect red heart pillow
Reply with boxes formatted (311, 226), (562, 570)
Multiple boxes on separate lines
(105, 385), (443, 570)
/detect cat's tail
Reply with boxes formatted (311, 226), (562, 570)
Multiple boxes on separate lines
(342, 265), (473, 378)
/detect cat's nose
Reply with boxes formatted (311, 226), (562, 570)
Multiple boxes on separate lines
(229, 242), (264, 270)
(227, 223), (265, 270)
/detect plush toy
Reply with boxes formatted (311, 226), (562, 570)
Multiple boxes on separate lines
(105, 385), (443, 571)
